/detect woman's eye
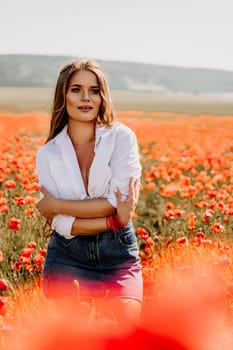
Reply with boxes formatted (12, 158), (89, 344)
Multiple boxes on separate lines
(91, 88), (100, 94)
(71, 87), (80, 92)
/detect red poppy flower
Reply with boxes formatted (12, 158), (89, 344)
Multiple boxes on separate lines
(21, 247), (34, 258)
(176, 236), (189, 246)
(8, 217), (21, 231)
(137, 228), (149, 240)
(13, 196), (26, 206)
(27, 241), (37, 248)
(4, 179), (17, 189)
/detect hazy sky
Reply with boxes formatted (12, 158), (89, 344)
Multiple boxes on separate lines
(1, 0), (233, 71)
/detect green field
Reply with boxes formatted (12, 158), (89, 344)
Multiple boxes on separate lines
(0, 87), (233, 114)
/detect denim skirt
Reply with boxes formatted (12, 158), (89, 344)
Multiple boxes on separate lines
(43, 222), (143, 302)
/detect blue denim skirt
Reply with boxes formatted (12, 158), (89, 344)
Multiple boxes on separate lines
(43, 222), (143, 302)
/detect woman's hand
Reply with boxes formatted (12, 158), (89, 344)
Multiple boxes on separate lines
(115, 177), (140, 226)
(36, 187), (58, 224)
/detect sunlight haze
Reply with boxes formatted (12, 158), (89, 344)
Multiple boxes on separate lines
(1, 0), (233, 71)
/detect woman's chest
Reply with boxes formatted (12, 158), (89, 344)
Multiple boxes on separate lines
(49, 140), (114, 198)
(74, 142), (95, 192)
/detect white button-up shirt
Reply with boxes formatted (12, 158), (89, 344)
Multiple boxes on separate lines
(36, 122), (141, 238)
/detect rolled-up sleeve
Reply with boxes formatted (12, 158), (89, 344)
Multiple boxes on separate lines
(36, 148), (75, 239)
(51, 214), (75, 239)
(107, 127), (141, 208)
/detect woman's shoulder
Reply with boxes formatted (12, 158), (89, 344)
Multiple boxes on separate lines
(36, 139), (57, 157)
(96, 122), (135, 141)
(112, 122), (137, 143)
(110, 122), (136, 137)
(96, 123), (137, 151)
(37, 126), (67, 155)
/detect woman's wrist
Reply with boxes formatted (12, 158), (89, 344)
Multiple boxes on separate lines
(106, 214), (127, 230)
(116, 212), (131, 226)
(53, 198), (62, 215)
(71, 217), (109, 235)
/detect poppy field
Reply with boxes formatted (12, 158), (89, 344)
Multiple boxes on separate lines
(0, 111), (233, 349)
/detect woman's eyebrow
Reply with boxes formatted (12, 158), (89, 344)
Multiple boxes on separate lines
(69, 83), (99, 88)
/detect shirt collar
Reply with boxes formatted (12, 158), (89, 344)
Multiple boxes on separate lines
(53, 123), (113, 145)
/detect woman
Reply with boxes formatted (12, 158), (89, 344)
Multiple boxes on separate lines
(36, 58), (142, 321)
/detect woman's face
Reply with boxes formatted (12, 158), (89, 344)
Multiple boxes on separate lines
(66, 69), (101, 123)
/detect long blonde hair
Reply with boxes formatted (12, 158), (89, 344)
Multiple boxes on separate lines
(46, 59), (115, 142)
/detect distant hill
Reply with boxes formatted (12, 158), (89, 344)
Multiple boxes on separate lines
(1, 54), (233, 93)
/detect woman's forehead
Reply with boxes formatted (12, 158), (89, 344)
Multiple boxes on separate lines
(69, 70), (99, 86)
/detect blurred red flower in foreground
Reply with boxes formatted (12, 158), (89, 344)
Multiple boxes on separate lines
(0, 296), (7, 316)
(0, 279), (9, 291)
(7, 270), (233, 350)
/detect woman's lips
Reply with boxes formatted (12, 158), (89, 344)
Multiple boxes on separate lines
(78, 106), (93, 111)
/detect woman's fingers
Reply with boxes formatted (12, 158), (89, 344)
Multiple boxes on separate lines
(127, 177), (135, 201)
(134, 179), (140, 201)
(115, 177), (140, 208)
(39, 186), (49, 196)
(114, 187), (123, 203)
(115, 178), (140, 225)
(128, 177), (140, 203)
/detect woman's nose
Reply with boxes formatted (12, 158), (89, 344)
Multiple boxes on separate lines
(81, 90), (90, 101)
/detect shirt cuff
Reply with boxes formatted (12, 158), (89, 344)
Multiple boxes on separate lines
(51, 214), (75, 239)
(106, 193), (128, 208)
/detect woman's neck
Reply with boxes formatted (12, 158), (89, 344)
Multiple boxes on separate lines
(67, 120), (96, 146)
